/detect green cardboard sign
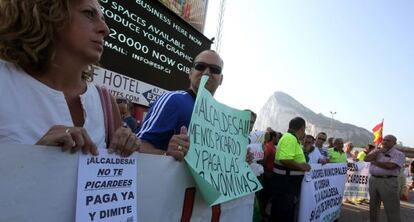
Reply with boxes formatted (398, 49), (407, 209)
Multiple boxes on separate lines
(184, 76), (262, 206)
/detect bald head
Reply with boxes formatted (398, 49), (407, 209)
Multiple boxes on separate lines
(194, 50), (224, 68)
(382, 134), (397, 150)
(189, 50), (224, 95)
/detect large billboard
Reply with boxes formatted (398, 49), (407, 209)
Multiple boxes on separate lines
(159, 0), (209, 32)
(96, 0), (211, 105)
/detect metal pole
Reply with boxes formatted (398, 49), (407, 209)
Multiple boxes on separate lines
(330, 111), (336, 137)
(214, 0), (226, 53)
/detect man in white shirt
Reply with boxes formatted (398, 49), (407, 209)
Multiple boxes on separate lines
(303, 135), (327, 164)
(344, 142), (354, 161)
(314, 132), (329, 160)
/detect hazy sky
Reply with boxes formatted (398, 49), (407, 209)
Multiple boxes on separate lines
(202, 0), (414, 147)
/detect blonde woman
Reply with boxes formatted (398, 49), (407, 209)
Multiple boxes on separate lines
(0, 0), (139, 156)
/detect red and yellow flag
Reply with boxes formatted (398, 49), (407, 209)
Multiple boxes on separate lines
(372, 120), (384, 145)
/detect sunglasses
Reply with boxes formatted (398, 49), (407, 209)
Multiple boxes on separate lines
(193, 62), (222, 74)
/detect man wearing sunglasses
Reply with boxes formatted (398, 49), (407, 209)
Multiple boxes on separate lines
(314, 132), (329, 159)
(137, 50), (223, 160)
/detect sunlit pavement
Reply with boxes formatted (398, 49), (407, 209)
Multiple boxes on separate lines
(339, 191), (414, 222)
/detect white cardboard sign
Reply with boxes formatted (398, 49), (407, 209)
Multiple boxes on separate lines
(76, 149), (138, 222)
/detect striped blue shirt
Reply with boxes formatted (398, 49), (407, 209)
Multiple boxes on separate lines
(137, 90), (195, 150)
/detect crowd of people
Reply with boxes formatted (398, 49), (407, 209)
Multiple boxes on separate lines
(250, 118), (407, 222)
(0, 1), (409, 222)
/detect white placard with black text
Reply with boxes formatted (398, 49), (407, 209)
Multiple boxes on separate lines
(298, 163), (347, 222)
(76, 149), (138, 222)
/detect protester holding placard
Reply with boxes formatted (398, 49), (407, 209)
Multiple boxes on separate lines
(328, 138), (347, 163)
(137, 50), (222, 160)
(344, 142), (354, 160)
(324, 138), (347, 220)
(365, 134), (405, 222)
(270, 117), (311, 222)
(314, 132), (329, 159)
(0, 0), (140, 156)
(303, 135), (327, 164)
(137, 50), (254, 163)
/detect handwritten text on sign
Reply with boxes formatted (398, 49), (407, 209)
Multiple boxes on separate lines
(185, 76), (261, 206)
(76, 149), (137, 222)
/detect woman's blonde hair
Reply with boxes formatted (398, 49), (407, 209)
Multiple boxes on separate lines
(0, 0), (94, 81)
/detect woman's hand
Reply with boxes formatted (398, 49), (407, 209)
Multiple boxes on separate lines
(166, 126), (189, 161)
(108, 127), (140, 157)
(36, 125), (98, 155)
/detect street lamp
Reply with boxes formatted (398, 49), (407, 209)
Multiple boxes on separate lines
(330, 111), (337, 137)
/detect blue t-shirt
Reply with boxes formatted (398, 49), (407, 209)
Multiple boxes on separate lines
(137, 90), (195, 150)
